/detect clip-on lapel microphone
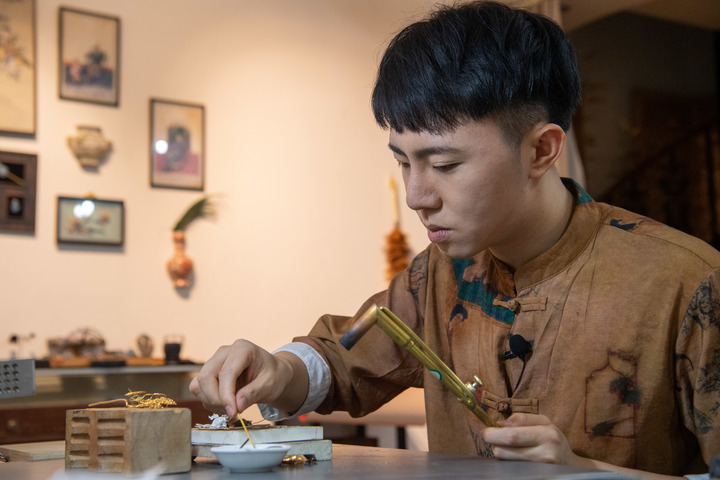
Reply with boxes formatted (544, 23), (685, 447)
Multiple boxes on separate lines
(502, 334), (532, 392)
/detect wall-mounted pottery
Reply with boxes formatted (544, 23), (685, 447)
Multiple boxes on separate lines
(67, 125), (113, 168)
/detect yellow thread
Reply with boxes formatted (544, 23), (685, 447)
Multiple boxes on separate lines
(237, 414), (255, 448)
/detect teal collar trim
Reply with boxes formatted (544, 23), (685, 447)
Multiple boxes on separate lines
(449, 178), (592, 325)
(561, 177), (593, 205)
(452, 258), (515, 325)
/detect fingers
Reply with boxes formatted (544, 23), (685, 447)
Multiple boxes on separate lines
(483, 414), (570, 464)
(490, 438), (567, 465)
(189, 339), (289, 419)
(492, 444), (541, 462)
(498, 412), (552, 427)
(482, 414), (553, 448)
(217, 342), (255, 417)
(234, 370), (270, 414)
(485, 426), (562, 464)
(233, 349), (287, 412)
(190, 345), (231, 414)
(484, 424), (551, 448)
(190, 340), (258, 417)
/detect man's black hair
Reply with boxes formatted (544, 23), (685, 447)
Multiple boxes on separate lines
(371, 1), (581, 146)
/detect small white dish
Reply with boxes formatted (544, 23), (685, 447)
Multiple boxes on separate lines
(211, 444), (291, 473)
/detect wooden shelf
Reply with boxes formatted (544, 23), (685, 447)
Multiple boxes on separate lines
(0, 365), (210, 445)
(35, 364), (202, 376)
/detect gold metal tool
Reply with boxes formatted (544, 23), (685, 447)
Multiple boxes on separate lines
(339, 304), (495, 427)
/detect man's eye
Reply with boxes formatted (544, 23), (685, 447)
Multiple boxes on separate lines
(433, 163), (457, 172)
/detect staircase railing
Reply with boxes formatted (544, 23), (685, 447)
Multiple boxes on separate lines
(598, 120), (720, 248)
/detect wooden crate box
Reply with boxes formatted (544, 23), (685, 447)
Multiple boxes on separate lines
(65, 407), (191, 474)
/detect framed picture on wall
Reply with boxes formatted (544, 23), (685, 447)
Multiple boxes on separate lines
(149, 98), (205, 190)
(0, 0), (36, 135)
(58, 7), (120, 106)
(56, 196), (124, 246)
(0, 151), (37, 234)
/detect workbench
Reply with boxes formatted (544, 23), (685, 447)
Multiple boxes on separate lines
(1, 443), (633, 479)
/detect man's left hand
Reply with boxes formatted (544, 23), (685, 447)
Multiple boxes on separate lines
(481, 413), (589, 467)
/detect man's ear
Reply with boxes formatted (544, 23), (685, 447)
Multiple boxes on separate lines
(527, 123), (566, 179)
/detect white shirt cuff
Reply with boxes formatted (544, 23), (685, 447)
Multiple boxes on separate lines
(257, 342), (330, 422)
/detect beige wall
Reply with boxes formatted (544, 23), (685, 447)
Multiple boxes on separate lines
(0, 0), (447, 362)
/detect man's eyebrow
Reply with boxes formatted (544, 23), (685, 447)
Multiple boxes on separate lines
(388, 143), (406, 156)
(388, 143), (462, 158)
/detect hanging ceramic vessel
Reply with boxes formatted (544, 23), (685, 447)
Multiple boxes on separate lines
(166, 231), (193, 288)
(67, 125), (113, 168)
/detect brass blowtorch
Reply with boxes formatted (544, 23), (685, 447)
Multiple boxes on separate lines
(339, 304), (496, 427)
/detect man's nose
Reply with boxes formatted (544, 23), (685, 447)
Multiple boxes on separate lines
(405, 172), (439, 211)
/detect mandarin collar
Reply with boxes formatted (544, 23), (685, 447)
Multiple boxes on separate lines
(512, 179), (600, 292)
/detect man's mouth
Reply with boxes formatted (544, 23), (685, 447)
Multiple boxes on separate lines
(426, 226), (451, 243)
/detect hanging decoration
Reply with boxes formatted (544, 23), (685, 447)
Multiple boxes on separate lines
(384, 177), (410, 283)
(166, 196), (212, 289)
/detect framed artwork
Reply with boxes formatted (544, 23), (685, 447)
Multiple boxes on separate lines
(150, 98), (205, 190)
(0, 151), (37, 233)
(58, 7), (120, 106)
(56, 196), (124, 246)
(0, 0), (36, 136)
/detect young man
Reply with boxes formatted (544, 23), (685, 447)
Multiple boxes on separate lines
(191, 2), (719, 478)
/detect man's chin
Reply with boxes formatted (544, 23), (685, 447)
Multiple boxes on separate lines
(434, 242), (479, 259)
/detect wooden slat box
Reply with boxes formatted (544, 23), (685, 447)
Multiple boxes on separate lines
(65, 407), (191, 474)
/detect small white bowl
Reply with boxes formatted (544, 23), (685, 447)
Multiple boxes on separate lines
(211, 444), (291, 473)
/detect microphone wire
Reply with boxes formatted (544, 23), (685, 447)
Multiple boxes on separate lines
(513, 359), (527, 393)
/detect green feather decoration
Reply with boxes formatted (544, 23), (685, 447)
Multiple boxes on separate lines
(173, 197), (210, 231)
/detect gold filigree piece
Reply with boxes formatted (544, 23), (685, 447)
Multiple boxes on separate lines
(88, 389), (177, 409)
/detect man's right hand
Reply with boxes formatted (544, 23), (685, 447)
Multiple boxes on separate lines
(189, 339), (305, 419)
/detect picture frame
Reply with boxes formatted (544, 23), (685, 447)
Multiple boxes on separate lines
(0, 151), (37, 234)
(0, 0), (36, 136)
(56, 196), (124, 246)
(58, 7), (120, 106)
(149, 98), (205, 190)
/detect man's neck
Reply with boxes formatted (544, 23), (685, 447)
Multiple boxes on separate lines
(490, 175), (574, 271)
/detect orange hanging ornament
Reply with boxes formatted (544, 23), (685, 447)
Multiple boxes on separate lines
(385, 177), (410, 283)
(166, 197), (212, 289)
